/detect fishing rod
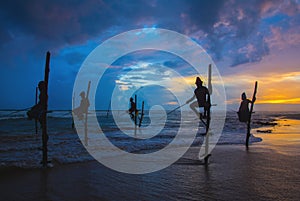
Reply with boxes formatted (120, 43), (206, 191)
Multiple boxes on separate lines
(228, 108), (237, 112)
(167, 103), (217, 116)
(159, 103), (188, 120)
(106, 99), (111, 118)
(60, 111), (72, 116)
(2, 107), (32, 117)
(167, 103), (188, 116)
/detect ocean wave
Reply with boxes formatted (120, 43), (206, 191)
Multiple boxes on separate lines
(0, 111), (293, 168)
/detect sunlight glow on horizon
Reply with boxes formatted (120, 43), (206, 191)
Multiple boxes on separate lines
(113, 59), (300, 106)
(223, 71), (300, 105)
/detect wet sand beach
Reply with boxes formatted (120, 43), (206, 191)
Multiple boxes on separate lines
(0, 145), (299, 201)
(0, 115), (299, 201)
(1, 139), (299, 200)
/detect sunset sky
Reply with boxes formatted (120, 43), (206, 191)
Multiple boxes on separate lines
(0, 0), (299, 111)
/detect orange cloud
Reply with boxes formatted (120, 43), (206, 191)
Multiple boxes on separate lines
(223, 71), (300, 105)
(166, 101), (178, 105)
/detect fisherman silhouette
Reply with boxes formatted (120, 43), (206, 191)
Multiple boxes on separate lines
(73, 91), (90, 120)
(186, 77), (211, 119)
(238, 92), (255, 123)
(128, 97), (137, 120)
(27, 81), (47, 124)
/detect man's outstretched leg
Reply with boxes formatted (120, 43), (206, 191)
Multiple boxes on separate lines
(189, 101), (200, 118)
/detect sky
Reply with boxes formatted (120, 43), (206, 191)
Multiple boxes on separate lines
(0, 0), (299, 111)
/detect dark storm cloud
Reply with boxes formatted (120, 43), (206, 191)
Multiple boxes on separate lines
(0, 0), (115, 47)
(0, 0), (186, 49)
(185, 0), (297, 66)
(0, 0), (299, 109)
(182, 0), (225, 32)
(2, 0), (292, 67)
(0, 0), (184, 70)
(229, 33), (270, 67)
(64, 52), (87, 66)
(0, 0), (225, 49)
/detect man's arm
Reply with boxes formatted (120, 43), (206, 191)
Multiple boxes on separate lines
(186, 94), (196, 104)
(207, 93), (211, 105)
(206, 88), (211, 105)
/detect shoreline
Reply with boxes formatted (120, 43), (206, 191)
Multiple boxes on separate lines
(1, 116), (298, 170)
(0, 116), (299, 200)
(0, 142), (299, 201)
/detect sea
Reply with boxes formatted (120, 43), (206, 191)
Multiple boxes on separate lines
(0, 110), (297, 169)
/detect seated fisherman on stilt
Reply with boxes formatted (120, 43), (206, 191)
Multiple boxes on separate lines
(186, 77), (211, 119)
(73, 91), (90, 120)
(237, 92), (255, 123)
(128, 97), (137, 121)
(27, 81), (47, 124)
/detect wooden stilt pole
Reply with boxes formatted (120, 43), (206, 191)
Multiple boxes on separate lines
(106, 99), (110, 118)
(204, 102), (212, 164)
(134, 95), (137, 126)
(35, 87), (38, 135)
(138, 101), (144, 127)
(42, 51), (50, 167)
(72, 93), (75, 129)
(204, 64), (212, 164)
(84, 81), (91, 146)
(208, 64), (212, 95)
(246, 81), (258, 147)
(134, 95), (137, 137)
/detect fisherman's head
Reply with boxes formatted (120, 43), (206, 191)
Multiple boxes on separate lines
(80, 91), (85, 98)
(241, 92), (246, 100)
(195, 77), (203, 87)
(38, 81), (45, 91)
(130, 97), (133, 102)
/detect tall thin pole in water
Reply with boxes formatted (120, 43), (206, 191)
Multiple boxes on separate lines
(35, 87), (38, 135)
(72, 92), (75, 129)
(138, 101), (144, 127)
(84, 81), (91, 146)
(134, 95), (137, 137)
(134, 95), (137, 126)
(106, 99), (110, 118)
(246, 81), (258, 147)
(204, 64), (212, 164)
(208, 64), (212, 95)
(42, 51), (50, 167)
